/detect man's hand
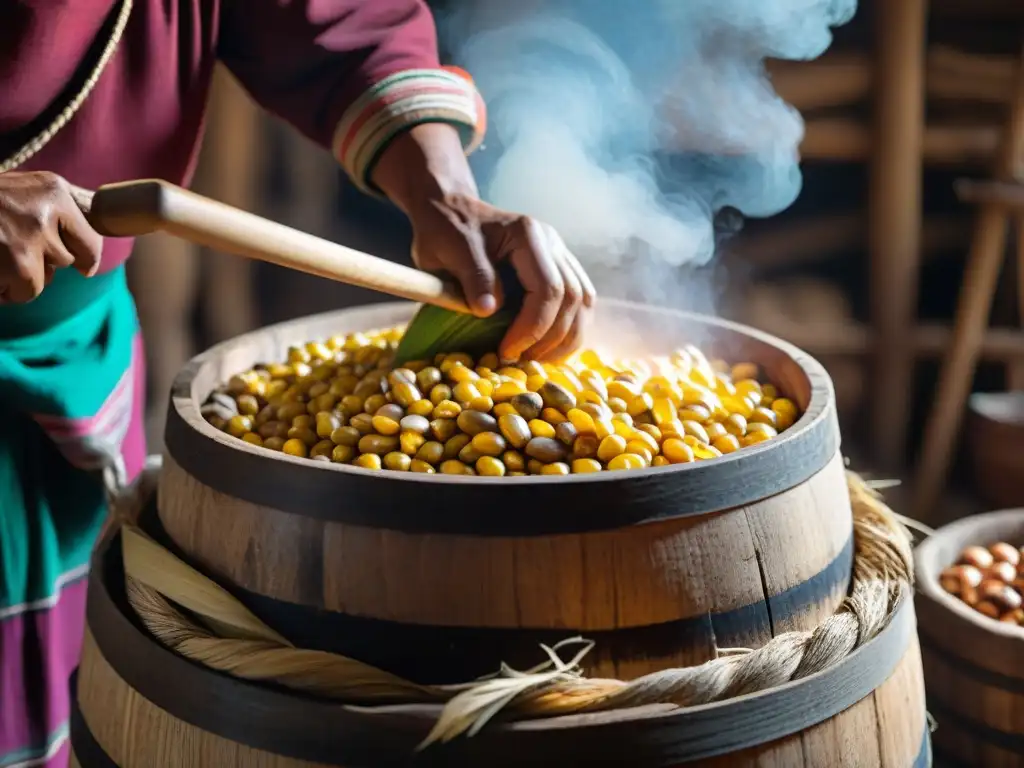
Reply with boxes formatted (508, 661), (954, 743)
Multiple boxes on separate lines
(0, 171), (103, 304)
(371, 124), (596, 363)
(407, 192), (595, 362)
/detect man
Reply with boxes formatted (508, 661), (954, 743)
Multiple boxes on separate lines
(0, 2), (594, 765)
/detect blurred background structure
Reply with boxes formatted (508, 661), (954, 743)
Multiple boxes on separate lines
(128, 0), (1024, 520)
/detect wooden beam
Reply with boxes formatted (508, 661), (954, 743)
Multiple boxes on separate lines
(869, 0), (928, 470)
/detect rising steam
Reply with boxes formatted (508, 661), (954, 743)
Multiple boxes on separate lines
(438, 0), (856, 307)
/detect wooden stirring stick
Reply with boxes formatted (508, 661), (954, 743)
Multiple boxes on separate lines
(69, 179), (470, 313)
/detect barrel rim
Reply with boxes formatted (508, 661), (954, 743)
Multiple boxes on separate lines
(164, 299), (839, 534)
(914, 508), (1024, 642)
(81, 531), (913, 766)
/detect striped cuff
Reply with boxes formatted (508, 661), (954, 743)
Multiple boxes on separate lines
(332, 67), (487, 195)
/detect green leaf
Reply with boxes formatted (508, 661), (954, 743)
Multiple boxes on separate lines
(394, 264), (525, 365)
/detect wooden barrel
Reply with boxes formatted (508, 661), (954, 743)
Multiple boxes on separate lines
(154, 299), (851, 682)
(915, 509), (1024, 767)
(71, 530), (930, 767)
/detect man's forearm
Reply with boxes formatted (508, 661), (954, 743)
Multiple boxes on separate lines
(370, 123), (480, 218)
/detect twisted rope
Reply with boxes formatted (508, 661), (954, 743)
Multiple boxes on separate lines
(106, 458), (913, 747)
(0, 0), (132, 173)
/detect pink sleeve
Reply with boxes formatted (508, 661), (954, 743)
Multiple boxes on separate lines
(218, 0), (486, 192)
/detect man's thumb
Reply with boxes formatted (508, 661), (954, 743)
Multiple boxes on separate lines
(452, 246), (500, 318)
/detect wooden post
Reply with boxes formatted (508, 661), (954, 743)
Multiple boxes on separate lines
(1012, 214), (1024, 390)
(868, 0), (928, 470)
(912, 46), (1024, 521)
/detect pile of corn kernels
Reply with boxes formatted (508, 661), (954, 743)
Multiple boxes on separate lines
(939, 542), (1023, 626)
(201, 327), (802, 476)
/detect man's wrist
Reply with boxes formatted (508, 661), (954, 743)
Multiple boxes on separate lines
(370, 123), (479, 218)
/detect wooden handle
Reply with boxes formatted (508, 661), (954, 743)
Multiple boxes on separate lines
(72, 179), (470, 313)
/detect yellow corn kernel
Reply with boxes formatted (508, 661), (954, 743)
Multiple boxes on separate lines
(528, 419), (556, 439)
(371, 415), (401, 436)
(705, 421), (727, 440)
(691, 442), (722, 460)
(503, 450), (526, 471)
(447, 365), (479, 384)
(499, 367), (528, 383)
(625, 442), (653, 465)
(432, 400), (462, 419)
(662, 438), (695, 464)
(612, 419), (634, 439)
(493, 380), (526, 401)
(607, 380), (640, 401)
(353, 453), (382, 470)
(680, 420), (709, 444)
(627, 393), (654, 417)
(723, 413), (747, 437)
(522, 373), (544, 392)
(572, 458), (602, 474)
(384, 452), (412, 471)
(659, 418), (685, 439)
(607, 397), (628, 413)
(678, 404), (711, 423)
(498, 414), (531, 449)
(748, 406), (777, 427)
(451, 381), (481, 404)
(566, 408), (597, 435)
(651, 455), (670, 467)
(466, 395), (492, 413)
(540, 462), (571, 475)
(746, 422), (778, 440)
(226, 415), (254, 438)
(721, 395), (754, 420)
(400, 430), (426, 455)
(492, 402), (517, 418)
(440, 459), (471, 475)
(241, 432), (263, 447)
(541, 407), (567, 425)
(714, 377), (737, 397)
(429, 384), (453, 405)
(607, 453), (645, 471)
(476, 456), (506, 476)
(771, 398), (798, 429)
(410, 459), (435, 473)
(631, 429), (660, 455)
(471, 431), (507, 456)
(597, 434), (628, 462)
(282, 438), (308, 457)
(712, 434), (740, 454)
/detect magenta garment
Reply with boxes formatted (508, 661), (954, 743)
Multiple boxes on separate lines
(0, 4), (454, 766)
(0, 0), (445, 273)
